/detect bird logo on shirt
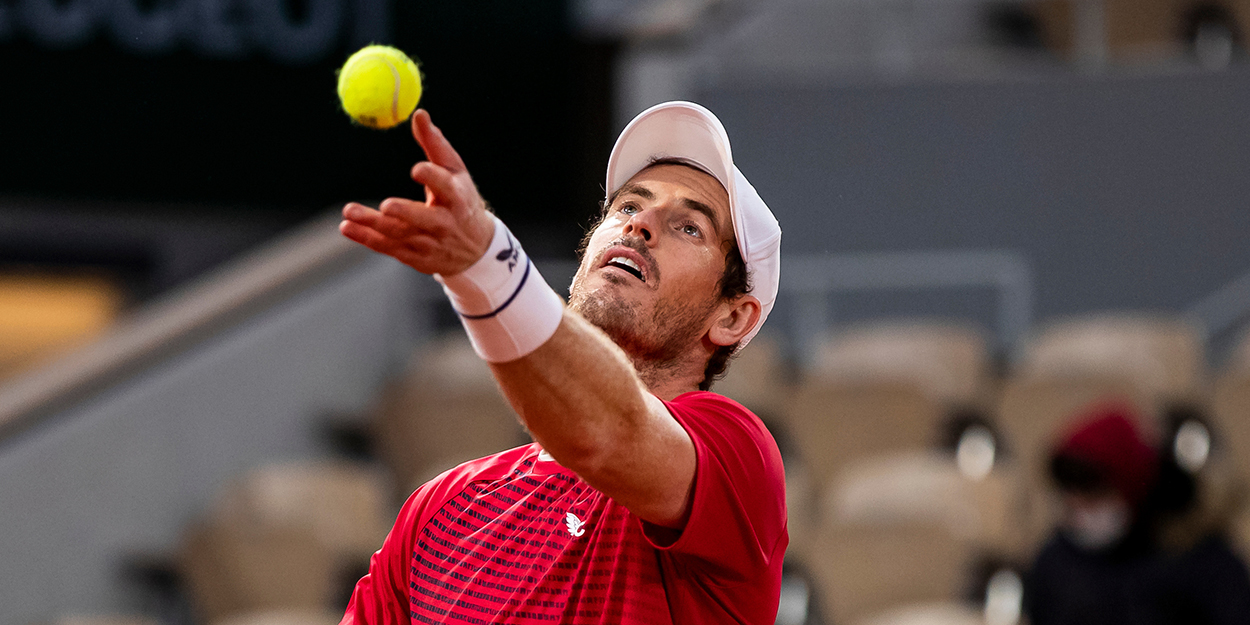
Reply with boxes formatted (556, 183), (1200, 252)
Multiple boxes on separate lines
(565, 511), (587, 537)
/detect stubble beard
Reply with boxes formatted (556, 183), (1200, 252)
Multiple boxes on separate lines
(568, 271), (715, 378)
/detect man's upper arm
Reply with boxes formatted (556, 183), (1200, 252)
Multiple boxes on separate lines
(341, 482), (434, 625)
(340, 544), (407, 625)
(642, 392), (788, 579)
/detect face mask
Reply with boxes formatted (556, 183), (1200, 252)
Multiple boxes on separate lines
(1064, 499), (1130, 551)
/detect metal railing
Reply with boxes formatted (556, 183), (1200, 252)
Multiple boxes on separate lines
(0, 211), (373, 442)
(781, 249), (1033, 364)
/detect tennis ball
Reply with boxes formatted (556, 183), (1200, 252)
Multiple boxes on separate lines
(337, 45), (423, 130)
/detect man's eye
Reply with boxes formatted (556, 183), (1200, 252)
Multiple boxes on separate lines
(682, 224), (700, 237)
(620, 204), (639, 216)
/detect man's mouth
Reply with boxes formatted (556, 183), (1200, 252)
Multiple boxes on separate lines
(605, 256), (645, 282)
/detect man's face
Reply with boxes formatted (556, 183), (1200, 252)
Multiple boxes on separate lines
(569, 163), (735, 363)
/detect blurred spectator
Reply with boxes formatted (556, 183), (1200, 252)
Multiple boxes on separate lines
(1024, 403), (1250, 625)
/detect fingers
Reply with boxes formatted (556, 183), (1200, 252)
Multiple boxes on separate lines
(339, 219), (396, 253)
(410, 161), (456, 206)
(340, 222), (430, 268)
(342, 200), (449, 241)
(339, 214), (437, 265)
(411, 109), (468, 173)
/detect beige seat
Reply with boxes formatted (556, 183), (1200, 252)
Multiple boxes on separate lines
(1017, 315), (1206, 405)
(44, 617), (158, 625)
(183, 460), (391, 622)
(713, 334), (792, 417)
(808, 449), (1022, 625)
(179, 520), (335, 623)
(786, 380), (943, 491)
(210, 460), (391, 561)
(808, 522), (972, 625)
(1201, 373), (1250, 554)
(997, 376), (1154, 473)
(810, 322), (992, 408)
(856, 603), (985, 625)
(372, 335), (530, 489)
(824, 451), (1022, 556)
(211, 609), (343, 625)
(783, 458), (819, 567)
(1211, 372), (1250, 484)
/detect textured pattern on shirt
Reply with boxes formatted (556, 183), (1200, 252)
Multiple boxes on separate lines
(408, 454), (673, 624)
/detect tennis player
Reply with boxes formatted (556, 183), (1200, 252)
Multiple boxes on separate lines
(338, 101), (786, 624)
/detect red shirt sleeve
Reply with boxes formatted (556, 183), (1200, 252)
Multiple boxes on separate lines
(647, 391), (789, 586)
(340, 481), (431, 625)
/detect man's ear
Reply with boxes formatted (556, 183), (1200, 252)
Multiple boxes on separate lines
(708, 295), (761, 348)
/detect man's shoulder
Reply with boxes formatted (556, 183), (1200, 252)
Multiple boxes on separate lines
(400, 443), (543, 515)
(427, 443), (544, 488)
(666, 390), (753, 415)
(664, 390), (767, 433)
(663, 390), (783, 472)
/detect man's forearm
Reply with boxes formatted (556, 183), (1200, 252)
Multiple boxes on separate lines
(489, 310), (696, 526)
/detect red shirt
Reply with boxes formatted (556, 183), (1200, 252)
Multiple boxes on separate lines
(341, 391), (788, 624)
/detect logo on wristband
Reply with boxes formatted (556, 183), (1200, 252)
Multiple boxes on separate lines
(496, 233), (520, 272)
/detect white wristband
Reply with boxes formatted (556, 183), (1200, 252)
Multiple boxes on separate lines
(435, 215), (565, 363)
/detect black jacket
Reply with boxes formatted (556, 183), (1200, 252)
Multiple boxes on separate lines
(1025, 529), (1250, 625)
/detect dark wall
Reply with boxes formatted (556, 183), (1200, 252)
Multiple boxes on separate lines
(702, 69), (1250, 331)
(0, 0), (616, 288)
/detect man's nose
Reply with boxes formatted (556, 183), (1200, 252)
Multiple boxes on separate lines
(622, 209), (655, 243)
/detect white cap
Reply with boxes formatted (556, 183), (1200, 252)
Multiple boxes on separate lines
(606, 101), (782, 349)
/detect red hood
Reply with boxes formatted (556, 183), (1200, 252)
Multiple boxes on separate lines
(1053, 402), (1159, 506)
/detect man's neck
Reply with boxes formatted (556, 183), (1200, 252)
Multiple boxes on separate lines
(632, 355), (704, 401)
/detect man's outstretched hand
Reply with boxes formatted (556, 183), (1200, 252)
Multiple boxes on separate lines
(340, 109), (495, 276)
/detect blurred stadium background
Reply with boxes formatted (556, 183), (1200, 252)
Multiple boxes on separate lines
(4, 0), (1250, 622)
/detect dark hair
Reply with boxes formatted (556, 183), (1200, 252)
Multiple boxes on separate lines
(701, 242), (749, 390)
(579, 161), (752, 391)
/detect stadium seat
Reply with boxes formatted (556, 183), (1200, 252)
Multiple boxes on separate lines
(805, 448), (1026, 625)
(1203, 373), (1250, 558)
(823, 451), (1022, 555)
(1211, 372), (1250, 483)
(997, 376), (1154, 472)
(785, 380), (943, 490)
(855, 603), (985, 625)
(210, 609), (343, 625)
(43, 617), (157, 625)
(714, 333), (792, 417)
(808, 522), (972, 625)
(809, 322), (992, 408)
(209, 460), (391, 561)
(179, 520), (335, 623)
(1017, 315), (1206, 405)
(371, 335), (530, 490)
(783, 458), (819, 567)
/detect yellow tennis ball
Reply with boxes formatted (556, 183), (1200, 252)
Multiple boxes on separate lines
(337, 45), (423, 130)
